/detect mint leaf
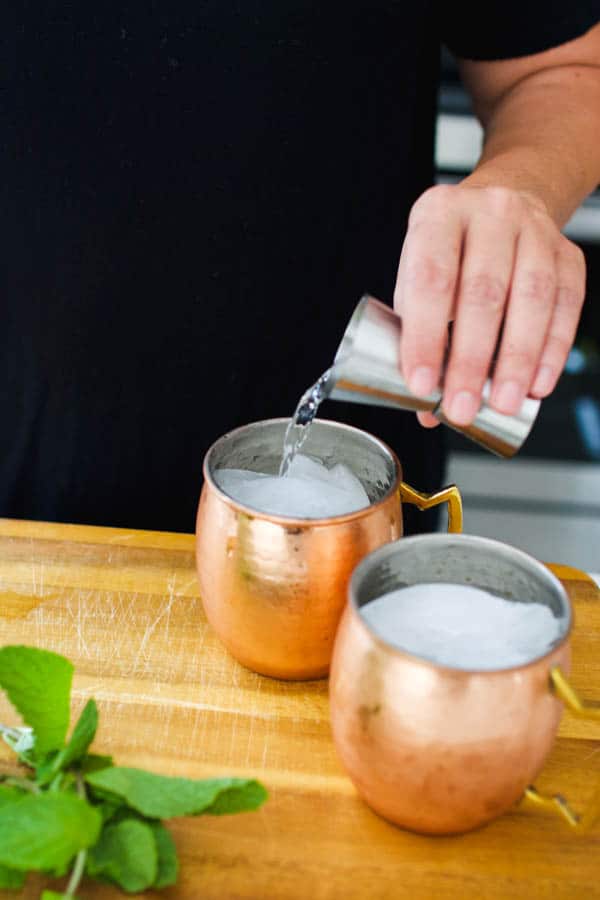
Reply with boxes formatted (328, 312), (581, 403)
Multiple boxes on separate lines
(149, 821), (178, 888)
(37, 700), (98, 786)
(0, 784), (26, 807)
(0, 792), (101, 872)
(205, 779), (269, 815)
(57, 699), (98, 768)
(86, 818), (157, 892)
(86, 767), (267, 819)
(0, 646), (73, 756)
(80, 753), (113, 774)
(96, 798), (125, 824)
(0, 863), (25, 889)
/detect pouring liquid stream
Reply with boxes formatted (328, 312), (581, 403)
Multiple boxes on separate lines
(279, 368), (334, 476)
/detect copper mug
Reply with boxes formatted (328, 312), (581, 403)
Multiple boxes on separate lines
(195, 419), (462, 680)
(330, 533), (600, 834)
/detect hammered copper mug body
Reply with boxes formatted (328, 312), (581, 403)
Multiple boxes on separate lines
(329, 534), (574, 834)
(195, 419), (462, 680)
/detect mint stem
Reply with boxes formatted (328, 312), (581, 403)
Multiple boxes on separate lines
(4, 775), (40, 794)
(65, 848), (86, 897)
(64, 774), (88, 897)
(48, 772), (64, 792)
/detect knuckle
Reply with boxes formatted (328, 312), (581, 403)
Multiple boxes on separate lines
(572, 243), (586, 268)
(449, 354), (489, 383)
(562, 239), (586, 271)
(556, 285), (584, 313)
(483, 186), (516, 217)
(499, 347), (537, 373)
(460, 272), (506, 314)
(404, 257), (456, 296)
(518, 269), (555, 305)
(409, 185), (454, 222)
(544, 333), (572, 362)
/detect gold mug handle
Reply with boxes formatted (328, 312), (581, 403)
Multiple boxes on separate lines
(522, 666), (600, 831)
(399, 482), (463, 533)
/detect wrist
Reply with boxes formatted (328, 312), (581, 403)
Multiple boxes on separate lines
(459, 172), (554, 222)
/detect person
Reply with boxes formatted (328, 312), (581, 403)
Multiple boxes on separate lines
(3, 4), (600, 534)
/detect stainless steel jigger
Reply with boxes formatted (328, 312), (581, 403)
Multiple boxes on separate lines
(329, 295), (541, 458)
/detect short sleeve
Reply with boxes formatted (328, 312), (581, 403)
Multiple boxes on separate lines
(441, 1), (600, 61)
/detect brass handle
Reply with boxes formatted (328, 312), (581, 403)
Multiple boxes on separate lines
(399, 482), (463, 533)
(522, 666), (600, 832)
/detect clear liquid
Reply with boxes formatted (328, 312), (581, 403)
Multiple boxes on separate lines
(279, 368), (334, 476)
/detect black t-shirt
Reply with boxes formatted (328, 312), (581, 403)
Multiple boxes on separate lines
(2, 3), (598, 532)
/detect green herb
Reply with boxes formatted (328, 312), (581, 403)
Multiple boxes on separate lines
(86, 818), (158, 891)
(86, 766), (268, 818)
(0, 645), (267, 897)
(0, 864), (26, 890)
(148, 821), (178, 888)
(0, 646), (73, 757)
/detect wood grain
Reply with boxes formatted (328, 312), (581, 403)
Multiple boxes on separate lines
(0, 519), (599, 899)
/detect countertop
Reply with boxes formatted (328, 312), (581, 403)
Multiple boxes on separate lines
(0, 518), (599, 899)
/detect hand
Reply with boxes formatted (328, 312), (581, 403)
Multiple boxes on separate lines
(393, 184), (586, 428)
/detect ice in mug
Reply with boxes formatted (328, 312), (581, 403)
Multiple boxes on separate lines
(215, 453), (370, 518)
(362, 582), (562, 670)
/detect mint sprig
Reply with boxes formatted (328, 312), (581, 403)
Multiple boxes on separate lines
(0, 645), (267, 897)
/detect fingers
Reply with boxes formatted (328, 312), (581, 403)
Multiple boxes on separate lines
(416, 410), (441, 428)
(395, 188), (463, 398)
(530, 240), (586, 397)
(396, 185), (586, 434)
(490, 224), (557, 414)
(441, 212), (517, 425)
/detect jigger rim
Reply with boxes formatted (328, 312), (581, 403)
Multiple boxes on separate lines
(349, 533), (573, 675)
(203, 416), (403, 526)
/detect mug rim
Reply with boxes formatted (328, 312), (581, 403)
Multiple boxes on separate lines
(349, 533), (573, 675)
(202, 416), (403, 526)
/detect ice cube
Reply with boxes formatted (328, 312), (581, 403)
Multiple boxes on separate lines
(213, 468), (270, 496)
(285, 454), (332, 483)
(214, 453), (370, 518)
(361, 583), (561, 670)
(328, 463), (370, 507)
(285, 456), (370, 509)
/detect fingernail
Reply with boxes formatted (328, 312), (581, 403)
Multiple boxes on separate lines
(492, 380), (525, 413)
(445, 390), (480, 425)
(531, 365), (554, 397)
(408, 366), (437, 397)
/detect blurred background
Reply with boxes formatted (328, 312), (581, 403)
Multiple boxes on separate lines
(436, 50), (600, 573)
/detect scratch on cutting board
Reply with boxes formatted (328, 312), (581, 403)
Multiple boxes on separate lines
(244, 712), (256, 767)
(75, 591), (90, 658)
(581, 744), (600, 762)
(132, 573), (177, 671)
(29, 537), (36, 595)
(228, 710), (239, 764)
(244, 677), (263, 767)
(260, 736), (269, 769)
(88, 689), (292, 722)
(133, 589), (176, 671)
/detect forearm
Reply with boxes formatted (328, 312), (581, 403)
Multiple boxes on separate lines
(462, 65), (600, 227)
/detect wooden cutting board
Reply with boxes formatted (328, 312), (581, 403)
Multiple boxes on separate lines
(0, 518), (599, 899)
